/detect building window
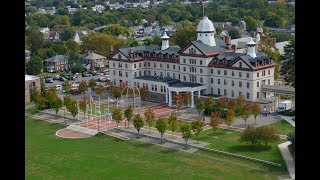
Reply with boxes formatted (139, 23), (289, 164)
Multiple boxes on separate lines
(113, 62), (115, 67)
(218, 70), (220, 75)
(231, 90), (234, 97)
(247, 92), (250, 99)
(239, 72), (242, 77)
(232, 71), (234, 76)
(179, 74), (180, 79)
(268, 79), (270, 85)
(154, 71), (157, 76)
(239, 91), (242, 96)
(113, 79), (116, 85)
(134, 64), (136, 68)
(246, 73), (249, 78)
(125, 64), (127, 68)
(262, 70), (266, 76)
(148, 70), (151, 75)
(239, 81), (242, 87)
(200, 60), (202, 65)
(232, 80), (234, 87)
(257, 72), (259, 77)
(167, 64), (169, 69)
(148, 62), (150, 67)
(218, 79), (220, 84)
(134, 72), (137, 78)
(118, 54), (122, 59)
(173, 65), (175, 69)
(154, 63), (156, 68)
(257, 92), (260, 99)
(211, 78), (213, 83)
(118, 63), (122, 68)
(224, 89), (227, 96)
(218, 88), (220, 95)
(224, 79), (227, 85)
(183, 75), (186, 81)
(167, 72), (170, 77)
(247, 82), (249, 88)
(144, 71), (146, 76)
(200, 77), (203, 83)
(113, 70), (115, 76)
(224, 70), (227, 75)
(173, 73), (176, 79)
(211, 69), (213, 74)
(119, 71), (122, 77)
(161, 86), (163, 92)
(239, 62), (242, 68)
(183, 59), (186, 63)
(257, 82), (259, 87)
(160, 63), (162, 68)
(139, 71), (141, 76)
(200, 68), (203, 73)
(268, 70), (270, 75)
(183, 67), (186, 72)
(152, 84), (154, 91)
(126, 72), (128, 77)
(155, 85), (157, 91)
(144, 62), (146, 67)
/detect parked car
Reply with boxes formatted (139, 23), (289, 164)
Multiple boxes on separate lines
(59, 77), (66, 81)
(45, 78), (53, 83)
(53, 75), (60, 80)
(70, 87), (80, 95)
(55, 84), (62, 90)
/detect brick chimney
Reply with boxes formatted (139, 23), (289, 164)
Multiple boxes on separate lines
(225, 36), (231, 49)
(129, 48), (134, 58)
(221, 36), (226, 42)
(109, 46), (113, 53)
(231, 44), (236, 52)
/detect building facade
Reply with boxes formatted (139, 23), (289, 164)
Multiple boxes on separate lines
(108, 16), (275, 107)
(25, 75), (41, 103)
(43, 55), (69, 72)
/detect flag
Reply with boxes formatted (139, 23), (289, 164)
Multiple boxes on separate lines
(256, 26), (265, 37)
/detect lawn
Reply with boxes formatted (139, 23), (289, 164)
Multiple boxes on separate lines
(25, 107), (39, 115)
(268, 120), (295, 135)
(26, 117), (289, 179)
(191, 128), (287, 165)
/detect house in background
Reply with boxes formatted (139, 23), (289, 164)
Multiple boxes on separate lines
(82, 52), (107, 70)
(74, 30), (88, 44)
(43, 55), (69, 72)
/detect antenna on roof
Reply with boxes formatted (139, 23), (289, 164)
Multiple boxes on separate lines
(202, 2), (205, 17)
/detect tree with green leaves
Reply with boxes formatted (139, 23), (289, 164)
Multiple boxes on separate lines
(195, 98), (204, 115)
(79, 97), (89, 119)
(111, 87), (122, 107)
(191, 119), (205, 143)
(68, 99), (78, 120)
(235, 95), (246, 116)
(95, 84), (105, 101)
(112, 108), (123, 128)
(60, 27), (76, 41)
(225, 109), (236, 128)
(63, 95), (72, 125)
(78, 80), (88, 97)
(52, 97), (63, 115)
(144, 108), (155, 133)
(240, 125), (260, 145)
(25, 27), (44, 53)
(168, 112), (178, 138)
(174, 94), (184, 114)
(243, 16), (259, 32)
(133, 113), (144, 137)
(50, 15), (71, 28)
(280, 39), (295, 86)
(30, 88), (40, 103)
(264, 12), (284, 28)
(34, 94), (46, 110)
(65, 39), (80, 53)
(209, 112), (220, 134)
(251, 102), (261, 124)
(103, 23), (130, 37)
(287, 131), (295, 151)
(124, 106), (133, 128)
(257, 126), (280, 146)
(62, 80), (71, 94)
(156, 118), (168, 143)
(173, 20), (197, 47)
(88, 79), (97, 94)
(44, 87), (59, 110)
(228, 29), (241, 39)
(241, 104), (252, 127)
(181, 123), (192, 146)
(139, 86), (149, 101)
(26, 55), (43, 75)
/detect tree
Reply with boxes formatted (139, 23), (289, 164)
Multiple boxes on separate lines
(168, 112), (178, 138)
(241, 104), (251, 127)
(57, 8), (69, 16)
(65, 40), (80, 53)
(62, 80), (71, 95)
(257, 126), (280, 146)
(88, 78), (97, 94)
(144, 108), (155, 133)
(63, 95), (72, 125)
(243, 16), (259, 32)
(216, 97), (228, 119)
(287, 131), (295, 151)
(44, 87), (59, 110)
(181, 123), (192, 146)
(78, 80), (88, 97)
(228, 29), (241, 39)
(251, 102), (261, 124)
(139, 86), (149, 101)
(52, 97), (63, 115)
(68, 99), (78, 119)
(26, 55), (43, 75)
(235, 95), (246, 116)
(156, 118), (168, 143)
(30, 88), (40, 103)
(280, 39), (295, 86)
(60, 27), (76, 41)
(159, 15), (173, 25)
(95, 84), (105, 101)
(183, 92), (192, 109)
(174, 94), (184, 114)
(80, 32), (124, 58)
(50, 15), (71, 28)
(195, 98), (204, 115)
(225, 109), (236, 128)
(111, 87), (122, 107)
(112, 108), (123, 128)
(209, 112), (220, 134)
(34, 95), (47, 110)
(133, 113), (144, 137)
(240, 125), (260, 145)
(79, 97), (89, 118)
(103, 24), (130, 37)
(264, 12), (284, 28)
(124, 106), (133, 128)
(191, 119), (205, 143)
(25, 27), (44, 53)
(173, 20), (197, 47)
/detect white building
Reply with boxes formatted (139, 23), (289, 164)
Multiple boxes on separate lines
(108, 16), (275, 106)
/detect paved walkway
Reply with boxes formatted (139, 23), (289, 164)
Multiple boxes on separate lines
(278, 115), (295, 127)
(25, 104), (35, 110)
(278, 141), (295, 180)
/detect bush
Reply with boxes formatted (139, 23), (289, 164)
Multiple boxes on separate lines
(287, 131), (295, 151)
(279, 110), (295, 116)
(240, 125), (280, 146)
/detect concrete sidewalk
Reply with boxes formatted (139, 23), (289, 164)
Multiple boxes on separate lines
(278, 141), (295, 180)
(278, 115), (295, 127)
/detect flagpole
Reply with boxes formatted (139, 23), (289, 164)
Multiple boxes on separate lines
(77, 100), (79, 122)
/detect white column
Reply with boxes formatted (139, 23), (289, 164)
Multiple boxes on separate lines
(198, 90), (201, 98)
(168, 90), (172, 107)
(165, 87), (168, 103)
(191, 91), (194, 108)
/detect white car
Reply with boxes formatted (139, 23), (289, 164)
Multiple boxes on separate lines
(55, 84), (62, 90)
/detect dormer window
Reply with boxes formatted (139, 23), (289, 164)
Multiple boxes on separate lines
(239, 62), (242, 68)
(118, 54), (122, 59)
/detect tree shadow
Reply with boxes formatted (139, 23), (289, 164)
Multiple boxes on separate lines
(227, 144), (272, 152)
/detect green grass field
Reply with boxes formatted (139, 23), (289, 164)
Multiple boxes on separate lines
(191, 128), (286, 165)
(26, 117), (289, 179)
(268, 120), (295, 135)
(25, 107), (39, 115)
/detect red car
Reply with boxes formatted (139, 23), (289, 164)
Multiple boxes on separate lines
(70, 87), (80, 95)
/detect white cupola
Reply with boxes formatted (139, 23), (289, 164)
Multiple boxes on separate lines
(246, 37), (257, 58)
(256, 32), (261, 44)
(196, 16), (216, 46)
(161, 31), (170, 50)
